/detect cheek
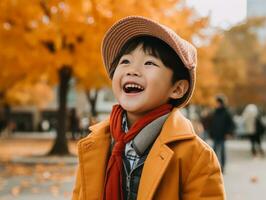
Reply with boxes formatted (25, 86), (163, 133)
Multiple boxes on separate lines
(147, 75), (173, 97)
(148, 74), (171, 89)
(111, 72), (122, 95)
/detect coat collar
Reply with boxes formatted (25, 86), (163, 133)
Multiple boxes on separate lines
(159, 107), (196, 143)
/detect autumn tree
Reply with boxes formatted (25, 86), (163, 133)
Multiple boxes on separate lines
(213, 17), (266, 107)
(0, 0), (218, 154)
(0, 8), (53, 127)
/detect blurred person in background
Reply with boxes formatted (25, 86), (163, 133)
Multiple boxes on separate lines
(209, 95), (235, 173)
(242, 104), (265, 157)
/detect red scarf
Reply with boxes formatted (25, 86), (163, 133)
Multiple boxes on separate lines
(104, 104), (172, 200)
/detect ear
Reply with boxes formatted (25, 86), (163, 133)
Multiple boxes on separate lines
(169, 80), (189, 99)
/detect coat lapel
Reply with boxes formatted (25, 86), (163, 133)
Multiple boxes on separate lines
(137, 141), (174, 200)
(78, 120), (111, 200)
(137, 108), (195, 200)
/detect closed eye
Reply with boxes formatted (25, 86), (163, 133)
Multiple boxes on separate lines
(145, 61), (159, 67)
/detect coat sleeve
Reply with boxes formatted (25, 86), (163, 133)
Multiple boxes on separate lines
(182, 147), (226, 200)
(72, 165), (82, 200)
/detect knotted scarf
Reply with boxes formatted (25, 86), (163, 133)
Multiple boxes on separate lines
(104, 104), (172, 200)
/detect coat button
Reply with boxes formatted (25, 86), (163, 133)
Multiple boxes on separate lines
(159, 152), (166, 160)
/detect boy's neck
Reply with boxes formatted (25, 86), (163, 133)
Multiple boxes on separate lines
(125, 111), (146, 128)
(124, 105), (172, 128)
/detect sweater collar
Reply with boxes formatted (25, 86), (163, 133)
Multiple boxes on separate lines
(132, 114), (169, 156)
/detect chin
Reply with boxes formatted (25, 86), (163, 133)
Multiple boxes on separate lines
(119, 102), (144, 113)
(120, 104), (138, 112)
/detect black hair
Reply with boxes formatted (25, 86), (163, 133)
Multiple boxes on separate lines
(216, 95), (226, 107)
(110, 36), (190, 107)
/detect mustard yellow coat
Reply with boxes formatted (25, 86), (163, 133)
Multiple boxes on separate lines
(72, 108), (226, 200)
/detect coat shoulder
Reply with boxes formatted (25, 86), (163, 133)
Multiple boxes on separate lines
(77, 118), (110, 146)
(177, 134), (215, 159)
(170, 134), (219, 175)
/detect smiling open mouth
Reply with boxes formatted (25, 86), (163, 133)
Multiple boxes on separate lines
(123, 83), (144, 93)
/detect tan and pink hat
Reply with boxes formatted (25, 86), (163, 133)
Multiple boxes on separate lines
(101, 16), (197, 107)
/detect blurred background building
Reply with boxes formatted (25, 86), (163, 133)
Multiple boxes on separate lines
(247, 0), (266, 41)
(247, 0), (266, 17)
(8, 87), (116, 133)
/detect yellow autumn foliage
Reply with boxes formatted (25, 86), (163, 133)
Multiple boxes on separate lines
(0, 0), (220, 106)
(213, 17), (266, 107)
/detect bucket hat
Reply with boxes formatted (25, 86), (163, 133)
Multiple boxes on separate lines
(101, 16), (197, 107)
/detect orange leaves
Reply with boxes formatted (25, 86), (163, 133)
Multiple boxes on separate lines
(11, 185), (21, 197)
(6, 81), (54, 108)
(213, 17), (266, 106)
(0, 138), (78, 198)
(0, 163), (76, 198)
(0, 0), (220, 106)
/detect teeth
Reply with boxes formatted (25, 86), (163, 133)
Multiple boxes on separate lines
(125, 83), (144, 90)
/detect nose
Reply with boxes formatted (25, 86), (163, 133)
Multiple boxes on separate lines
(126, 70), (140, 76)
(126, 64), (141, 77)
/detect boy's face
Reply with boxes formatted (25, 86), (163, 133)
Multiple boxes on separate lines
(112, 45), (188, 123)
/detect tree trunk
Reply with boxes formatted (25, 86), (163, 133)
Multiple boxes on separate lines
(86, 89), (99, 117)
(3, 103), (11, 126)
(49, 66), (72, 155)
(0, 96), (11, 132)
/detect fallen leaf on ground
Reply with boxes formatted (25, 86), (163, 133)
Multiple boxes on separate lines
(250, 176), (258, 183)
(11, 186), (21, 196)
(50, 185), (60, 196)
(31, 187), (40, 194)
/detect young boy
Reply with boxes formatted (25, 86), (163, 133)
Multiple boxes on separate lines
(72, 16), (225, 200)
